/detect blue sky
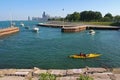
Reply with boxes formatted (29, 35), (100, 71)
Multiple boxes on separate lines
(0, 0), (120, 21)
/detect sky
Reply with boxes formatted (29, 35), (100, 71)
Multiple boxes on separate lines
(0, 0), (120, 21)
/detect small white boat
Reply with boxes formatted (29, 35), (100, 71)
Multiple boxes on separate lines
(32, 27), (39, 33)
(89, 30), (95, 35)
(20, 22), (24, 27)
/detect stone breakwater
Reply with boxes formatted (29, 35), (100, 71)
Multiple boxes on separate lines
(0, 67), (120, 80)
(0, 27), (19, 37)
(37, 21), (120, 32)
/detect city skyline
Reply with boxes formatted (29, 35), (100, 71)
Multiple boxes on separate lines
(0, 0), (120, 21)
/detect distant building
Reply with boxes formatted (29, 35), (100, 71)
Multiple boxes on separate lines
(28, 16), (30, 21)
(32, 17), (41, 21)
(32, 11), (50, 21)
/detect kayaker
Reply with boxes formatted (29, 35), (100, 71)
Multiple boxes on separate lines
(80, 52), (86, 57)
(79, 52), (83, 56)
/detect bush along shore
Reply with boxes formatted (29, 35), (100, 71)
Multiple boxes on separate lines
(0, 67), (120, 80)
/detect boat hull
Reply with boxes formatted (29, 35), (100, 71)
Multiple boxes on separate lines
(69, 53), (101, 59)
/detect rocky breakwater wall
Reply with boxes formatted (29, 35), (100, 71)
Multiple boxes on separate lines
(0, 27), (19, 37)
(0, 67), (120, 80)
(61, 25), (86, 32)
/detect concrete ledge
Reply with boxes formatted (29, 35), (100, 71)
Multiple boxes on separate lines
(0, 27), (19, 37)
(48, 69), (66, 76)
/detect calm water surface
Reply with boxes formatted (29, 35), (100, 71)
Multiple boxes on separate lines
(0, 21), (120, 69)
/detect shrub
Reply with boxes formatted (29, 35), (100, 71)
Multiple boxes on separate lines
(78, 74), (94, 80)
(39, 73), (56, 80)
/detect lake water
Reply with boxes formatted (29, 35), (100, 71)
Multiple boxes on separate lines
(0, 21), (120, 69)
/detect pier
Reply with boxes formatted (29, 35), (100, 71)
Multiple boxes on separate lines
(0, 27), (19, 37)
(86, 25), (120, 30)
(38, 22), (120, 32)
(61, 26), (86, 32)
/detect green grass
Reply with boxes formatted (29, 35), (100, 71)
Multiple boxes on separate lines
(81, 22), (112, 26)
(78, 74), (94, 80)
(39, 73), (56, 80)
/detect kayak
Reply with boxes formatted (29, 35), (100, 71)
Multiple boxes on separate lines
(69, 53), (101, 59)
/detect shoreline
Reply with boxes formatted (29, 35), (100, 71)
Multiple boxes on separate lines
(37, 21), (120, 32)
(0, 67), (120, 80)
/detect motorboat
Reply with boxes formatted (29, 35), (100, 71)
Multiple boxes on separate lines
(89, 29), (95, 35)
(20, 22), (24, 27)
(32, 27), (39, 33)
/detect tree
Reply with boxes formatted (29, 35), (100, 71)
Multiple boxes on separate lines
(101, 17), (112, 22)
(71, 12), (80, 21)
(114, 15), (120, 23)
(104, 13), (113, 19)
(65, 12), (80, 22)
(103, 13), (113, 22)
(65, 14), (73, 21)
(80, 11), (102, 21)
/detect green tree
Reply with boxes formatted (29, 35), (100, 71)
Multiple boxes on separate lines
(80, 11), (102, 21)
(71, 12), (80, 21)
(101, 17), (112, 22)
(65, 14), (73, 21)
(114, 15), (120, 22)
(103, 13), (113, 22)
(104, 13), (113, 19)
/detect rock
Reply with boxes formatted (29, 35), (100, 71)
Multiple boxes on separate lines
(67, 69), (84, 75)
(56, 76), (79, 80)
(112, 68), (120, 74)
(89, 73), (111, 80)
(48, 69), (66, 76)
(114, 74), (120, 80)
(33, 69), (47, 77)
(85, 68), (107, 73)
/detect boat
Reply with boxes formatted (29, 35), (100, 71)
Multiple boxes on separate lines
(20, 22), (24, 27)
(69, 53), (101, 59)
(32, 27), (39, 33)
(25, 26), (30, 29)
(89, 30), (95, 35)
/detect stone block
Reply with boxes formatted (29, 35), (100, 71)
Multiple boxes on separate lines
(114, 74), (120, 80)
(89, 73), (110, 80)
(48, 69), (66, 76)
(67, 69), (84, 75)
(56, 76), (79, 80)
(85, 68), (107, 73)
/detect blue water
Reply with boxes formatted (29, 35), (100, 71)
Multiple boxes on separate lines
(0, 21), (120, 69)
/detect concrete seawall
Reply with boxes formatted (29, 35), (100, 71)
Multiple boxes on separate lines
(38, 23), (120, 32)
(0, 27), (19, 37)
(61, 26), (86, 32)
(0, 67), (120, 80)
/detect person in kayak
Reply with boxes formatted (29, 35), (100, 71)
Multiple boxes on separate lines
(80, 52), (86, 57)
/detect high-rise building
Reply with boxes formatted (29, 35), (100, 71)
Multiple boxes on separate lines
(32, 11), (50, 21)
(28, 16), (30, 21)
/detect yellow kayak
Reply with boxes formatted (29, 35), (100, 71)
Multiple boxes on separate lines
(69, 53), (101, 59)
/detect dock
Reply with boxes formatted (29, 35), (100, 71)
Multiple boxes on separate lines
(37, 22), (120, 32)
(61, 26), (86, 32)
(0, 27), (19, 37)
(86, 25), (120, 30)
